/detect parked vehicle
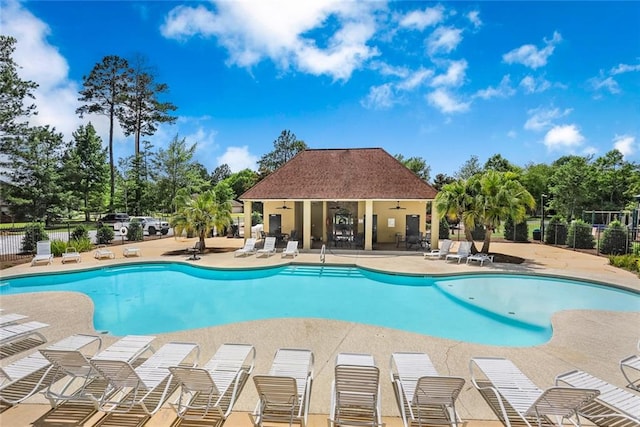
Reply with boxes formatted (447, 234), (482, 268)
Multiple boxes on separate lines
(126, 216), (170, 235)
(97, 213), (130, 229)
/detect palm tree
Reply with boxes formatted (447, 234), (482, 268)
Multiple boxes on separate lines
(435, 179), (479, 252)
(171, 189), (232, 250)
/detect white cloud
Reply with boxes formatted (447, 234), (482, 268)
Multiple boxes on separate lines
(361, 84), (395, 110)
(216, 146), (259, 172)
(370, 61), (409, 78)
(543, 124), (584, 151)
(399, 5), (444, 31)
(588, 74), (620, 94)
(161, 0), (382, 81)
(582, 146), (598, 156)
(503, 31), (562, 69)
(426, 88), (470, 114)
(466, 11), (482, 29)
(610, 63), (640, 75)
(396, 68), (433, 91)
(507, 130), (517, 139)
(430, 59), (467, 87)
(524, 106), (572, 131)
(520, 75), (552, 93)
(613, 134), (636, 157)
(427, 26), (463, 56)
(474, 75), (515, 100)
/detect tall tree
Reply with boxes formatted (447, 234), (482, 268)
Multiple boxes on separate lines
(223, 168), (259, 199)
(257, 130), (307, 177)
(548, 155), (594, 220)
(395, 154), (431, 182)
(591, 149), (635, 210)
(455, 155), (482, 179)
(171, 189), (232, 250)
(0, 36), (38, 148)
(62, 123), (109, 221)
(432, 173), (456, 191)
(435, 179), (476, 245)
(520, 162), (553, 216)
(76, 55), (131, 209)
(483, 154), (519, 173)
(210, 164), (232, 186)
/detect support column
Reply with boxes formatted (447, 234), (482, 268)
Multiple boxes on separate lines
(323, 202), (328, 244)
(365, 200), (373, 251)
(303, 200), (312, 250)
(243, 201), (252, 241)
(430, 200), (439, 249)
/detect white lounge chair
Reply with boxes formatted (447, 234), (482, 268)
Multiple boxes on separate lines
(235, 238), (257, 257)
(31, 240), (53, 266)
(390, 352), (465, 427)
(0, 320), (49, 347)
(329, 353), (382, 427)
(250, 348), (314, 427)
(445, 241), (472, 264)
(620, 341), (640, 392)
(470, 357), (599, 427)
(281, 240), (299, 258)
(41, 334), (156, 408)
(61, 246), (81, 263)
(424, 239), (452, 260)
(0, 313), (28, 327)
(556, 369), (640, 426)
(94, 245), (115, 260)
(169, 343), (255, 420)
(256, 237), (277, 258)
(0, 334), (101, 405)
(89, 341), (200, 415)
(466, 253), (494, 266)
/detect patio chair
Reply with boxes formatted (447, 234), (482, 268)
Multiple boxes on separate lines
(256, 236), (277, 258)
(0, 320), (49, 347)
(94, 244), (115, 260)
(0, 313), (27, 327)
(329, 352), (383, 427)
(169, 343), (256, 420)
(445, 241), (472, 264)
(0, 334), (101, 405)
(41, 334), (156, 408)
(89, 341), (200, 415)
(424, 239), (452, 260)
(250, 348), (314, 427)
(281, 240), (299, 258)
(466, 253), (494, 266)
(556, 369), (640, 426)
(186, 241), (203, 260)
(390, 352), (465, 427)
(619, 341), (640, 392)
(62, 246), (81, 263)
(235, 238), (257, 257)
(470, 357), (600, 427)
(31, 240), (53, 266)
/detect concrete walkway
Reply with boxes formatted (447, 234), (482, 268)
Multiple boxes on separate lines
(1, 237), (638, 426)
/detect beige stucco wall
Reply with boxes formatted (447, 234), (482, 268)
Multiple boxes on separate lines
(373, 200), (427, 243)
(263, 201), (296, 235)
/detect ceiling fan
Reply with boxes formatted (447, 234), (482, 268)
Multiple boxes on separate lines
(389, 201), (406, 210)
(276, 202), (292, 210)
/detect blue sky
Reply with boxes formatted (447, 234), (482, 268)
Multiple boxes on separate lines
(2, 0), (639, 176)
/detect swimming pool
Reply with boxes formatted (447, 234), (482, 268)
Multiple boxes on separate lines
(1, 263), (638, 346)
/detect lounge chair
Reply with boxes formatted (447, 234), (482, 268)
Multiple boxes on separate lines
(390, 352), (465, 427)
(0, 320), (49, 347)
(62, 246), (81, 263)
(94, 244), (115, 260)
(31, 240), (53, 266)
(250, 348), (314, 427)
(424, 239), (452, 260)
(235, 238), (257, 257)
(466, 253), (494, 266)
(89, 341), (200, 415)
(256, 237), (277, 258)
(0, 334), (101, 405)
(0, 313), (28, 327)
(329, 352), (382, 427)
(281, 240), (299, 258)
(445, 241), (472, 264)
(619, 341), (640, 392)
(123, 246), (142, 257)
(556, 369), (640, 426)
(169, 343), (255, 420)
(470, 357), (600, 427)
(41, 334), (156, 408)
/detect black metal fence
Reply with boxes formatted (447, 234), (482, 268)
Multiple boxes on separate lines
(542, 222), (639, 256)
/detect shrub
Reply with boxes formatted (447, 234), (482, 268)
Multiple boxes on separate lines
(599, 220), (628, 255)
(22, 223), (49, 253)
(545, 216), (567, 245)
(251, 211), (262, 226)
(470, 224), (486, 241)
(71, 224), (89, 241)
(126, 221), (143, 241)
(503, 217), (529, 242)
(96, 225), (115, 244)
(632, 242), (640, 256)
(50, 239), (68, 256)
(566, 219), (595, 249)
(608, 254), (640, 273)
(439, 218), (450, 239)
(70, 237), (92, 252)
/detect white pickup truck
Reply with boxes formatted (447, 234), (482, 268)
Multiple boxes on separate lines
(119, 216), (170, 235)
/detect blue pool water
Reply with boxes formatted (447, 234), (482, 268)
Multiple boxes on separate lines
(1, 263), (638, 347)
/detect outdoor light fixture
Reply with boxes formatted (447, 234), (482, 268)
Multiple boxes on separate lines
(540, 194), (547, 243)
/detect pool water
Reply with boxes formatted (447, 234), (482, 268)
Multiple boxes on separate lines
(1, 263), (638, 347)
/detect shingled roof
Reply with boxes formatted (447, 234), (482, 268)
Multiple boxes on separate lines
(240, 148), (437, 200)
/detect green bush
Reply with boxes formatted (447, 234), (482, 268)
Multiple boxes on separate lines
(22, 223), (49, 253)
(632, 242), (640, 256)
(70, 237), (92, 252)
(50, 239), (68, 256)
(251, 211), (262, 226)
(599, 220), (628, 255)
(503, 217), (529, 242)
(470, 224), (486, 241)
(566, 219), (595, 249)
(608, 254), (640, 273)
(545, 216), (567, 245)
(96, 226), (115, 244)
(71, 224), (89, 241)
(126, 221), (143, 241)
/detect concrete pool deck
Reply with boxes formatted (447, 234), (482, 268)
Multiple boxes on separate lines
(1, 237), (639, 426)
